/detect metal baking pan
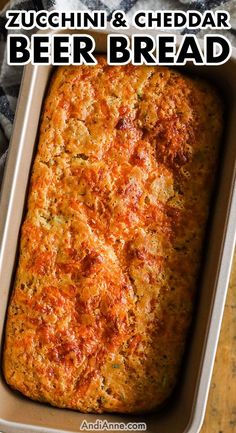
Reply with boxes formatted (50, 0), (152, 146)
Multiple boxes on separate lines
(0, 27), (235, 433)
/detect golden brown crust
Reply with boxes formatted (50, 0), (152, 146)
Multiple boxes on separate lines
(3, 57), (223, 413)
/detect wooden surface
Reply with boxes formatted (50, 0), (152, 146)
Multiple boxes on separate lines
(0, 0), (236, 429)
(201, 250), (236, 433)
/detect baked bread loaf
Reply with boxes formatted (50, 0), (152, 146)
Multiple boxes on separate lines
(3, 57), (223, 413)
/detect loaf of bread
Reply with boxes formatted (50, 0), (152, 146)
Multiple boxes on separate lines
(3, 57), (223, 414)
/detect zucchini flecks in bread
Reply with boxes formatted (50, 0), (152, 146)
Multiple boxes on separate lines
(3, 57), (223, 414)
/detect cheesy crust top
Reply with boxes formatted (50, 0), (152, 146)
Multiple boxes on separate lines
(3, 57), (223, 413)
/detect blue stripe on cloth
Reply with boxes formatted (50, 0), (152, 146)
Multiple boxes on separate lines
(181, 0), (230, 34)
(115, 0), (138, 13)
(0, 16), (7, 41)
(77, 0), (111, 12)
(0, 88), (15, 123)
(31, 0), (45, 11)
(7, 0), (45, 12)
(42, 0), (56, 8)
(0, 124), (9, 152)
(4, 85), (20, 98)
(185, 0), (229, 11)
